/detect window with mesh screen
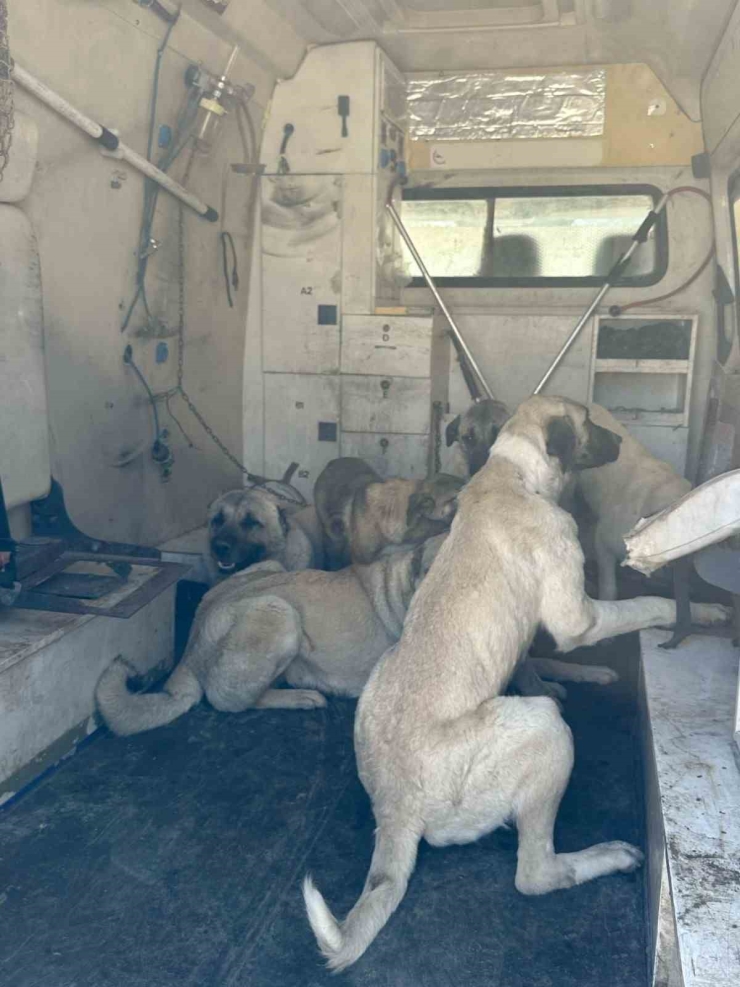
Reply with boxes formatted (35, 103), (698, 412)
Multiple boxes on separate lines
(400, 185), (667, 288)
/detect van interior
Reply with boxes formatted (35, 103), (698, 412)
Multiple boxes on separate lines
(1, 1), (739, 985)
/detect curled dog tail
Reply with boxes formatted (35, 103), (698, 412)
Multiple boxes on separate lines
(303, 822), (420, 972)
(95, 657), (203, 737)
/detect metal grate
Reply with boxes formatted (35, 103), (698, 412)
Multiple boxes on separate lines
(0, 0), (13, 183)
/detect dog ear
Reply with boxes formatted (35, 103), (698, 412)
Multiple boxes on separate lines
(407, 492), (436, 524)
(545, 416), (577, 472)
(445, 415), (461, 447)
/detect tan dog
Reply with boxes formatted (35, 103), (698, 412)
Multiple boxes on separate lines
(576, 403), (691, 600)
(205, 488), (324, 583)
(314, 457), (463, 570)
(445, 397), (512, 476)
(302, 396), (728, 971)
(96, 537), (448, 736)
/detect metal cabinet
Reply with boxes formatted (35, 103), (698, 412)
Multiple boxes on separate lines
(263, 373), (340, 500)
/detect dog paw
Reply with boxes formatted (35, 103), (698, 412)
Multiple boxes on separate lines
(543, 681), (568, 701)
(690, 603), (732, 626)
(602, 841), (644, 873)
(578, 664), (619, 685)
(289, 689), (328, 709)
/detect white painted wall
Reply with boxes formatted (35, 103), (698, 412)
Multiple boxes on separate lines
(7, 0), (305, 547)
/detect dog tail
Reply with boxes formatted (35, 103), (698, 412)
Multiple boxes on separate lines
(95, 656), (203, 737)
(303, 822), (419, 972)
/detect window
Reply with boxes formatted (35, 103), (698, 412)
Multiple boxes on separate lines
(400, 185), (668, 288)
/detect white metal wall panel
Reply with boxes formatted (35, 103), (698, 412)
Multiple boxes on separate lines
(341, 375), (431, 433)
(263, 373), (340, 499)
(0, 206), (51, 509)
(261, 176), (342, 374)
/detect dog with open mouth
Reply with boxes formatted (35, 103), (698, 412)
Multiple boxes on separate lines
(205, 487), (324, 583)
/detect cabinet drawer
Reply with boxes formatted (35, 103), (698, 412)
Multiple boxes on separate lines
(340, 432), (429, 479)
(341, 375), (431, 433)
(264, 373), (340, 500)
(341, 315), (433, 377)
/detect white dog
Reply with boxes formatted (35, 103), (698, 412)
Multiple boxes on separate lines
(302, 396), (727, 971)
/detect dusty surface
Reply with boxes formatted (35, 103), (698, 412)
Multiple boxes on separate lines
(642, 628), (740, 987)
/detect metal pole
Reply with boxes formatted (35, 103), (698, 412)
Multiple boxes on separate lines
(532, 192), (670, 395)
(386, 198), (494, 401)
(13, 63), (219, 222)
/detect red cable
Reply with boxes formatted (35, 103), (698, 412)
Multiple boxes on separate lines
(611, 186), (714, 315)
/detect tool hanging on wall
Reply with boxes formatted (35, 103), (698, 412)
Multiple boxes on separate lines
(384, 179), (494, 403)
(12, 63), (219, 221)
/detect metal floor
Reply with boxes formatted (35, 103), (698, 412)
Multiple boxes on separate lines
(0, 586), (648, 987)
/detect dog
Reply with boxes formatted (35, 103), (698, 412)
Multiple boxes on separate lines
(575, 403), (691, 600)
(96, 536), (450, 736)
(205, 487), (324, 583)
(302, 396), (728, 971)
(445, 397), (512, 476)
(314, 458), (463, 570)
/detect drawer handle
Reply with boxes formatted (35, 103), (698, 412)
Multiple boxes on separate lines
(379, 437), (389, 451)
(380, 379), (391, 398)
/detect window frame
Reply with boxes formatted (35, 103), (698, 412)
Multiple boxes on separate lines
(401, 183), (669, 289)
(728, 167), (740, 299)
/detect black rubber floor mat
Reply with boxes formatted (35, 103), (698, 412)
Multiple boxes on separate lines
(0, 637), (647, 987)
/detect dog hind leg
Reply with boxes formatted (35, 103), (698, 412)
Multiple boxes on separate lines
(421, 696), (642, 892)
(528, 657), (618, 685)
(204, 596), (324, 712)
(508, 698), (643, 894)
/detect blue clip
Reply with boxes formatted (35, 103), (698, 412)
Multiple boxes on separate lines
(158, 125), (172, 149)
(156, 342), (169, 364)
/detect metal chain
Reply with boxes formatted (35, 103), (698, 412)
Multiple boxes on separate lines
(167, 182), (305, 506)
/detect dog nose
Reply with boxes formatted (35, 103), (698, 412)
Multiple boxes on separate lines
(212, 541), (232, 560)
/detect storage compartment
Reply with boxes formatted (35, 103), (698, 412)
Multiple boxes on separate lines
(341, 314), (433, 377)
(340, 375), (431, 433)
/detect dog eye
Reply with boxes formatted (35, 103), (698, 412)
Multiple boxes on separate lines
(240, 516), (263, 530)
(211, 512), (225, 527)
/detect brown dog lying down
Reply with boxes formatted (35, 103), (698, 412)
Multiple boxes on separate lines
(314, 457), (464, 570)
(97, 532), (619, 739)
(205, 487), (324, 583)
(97, 536), (443, 735)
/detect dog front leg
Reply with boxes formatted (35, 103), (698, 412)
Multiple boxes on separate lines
(510, 661), (567, 702)
(544, 596), (729, 653)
